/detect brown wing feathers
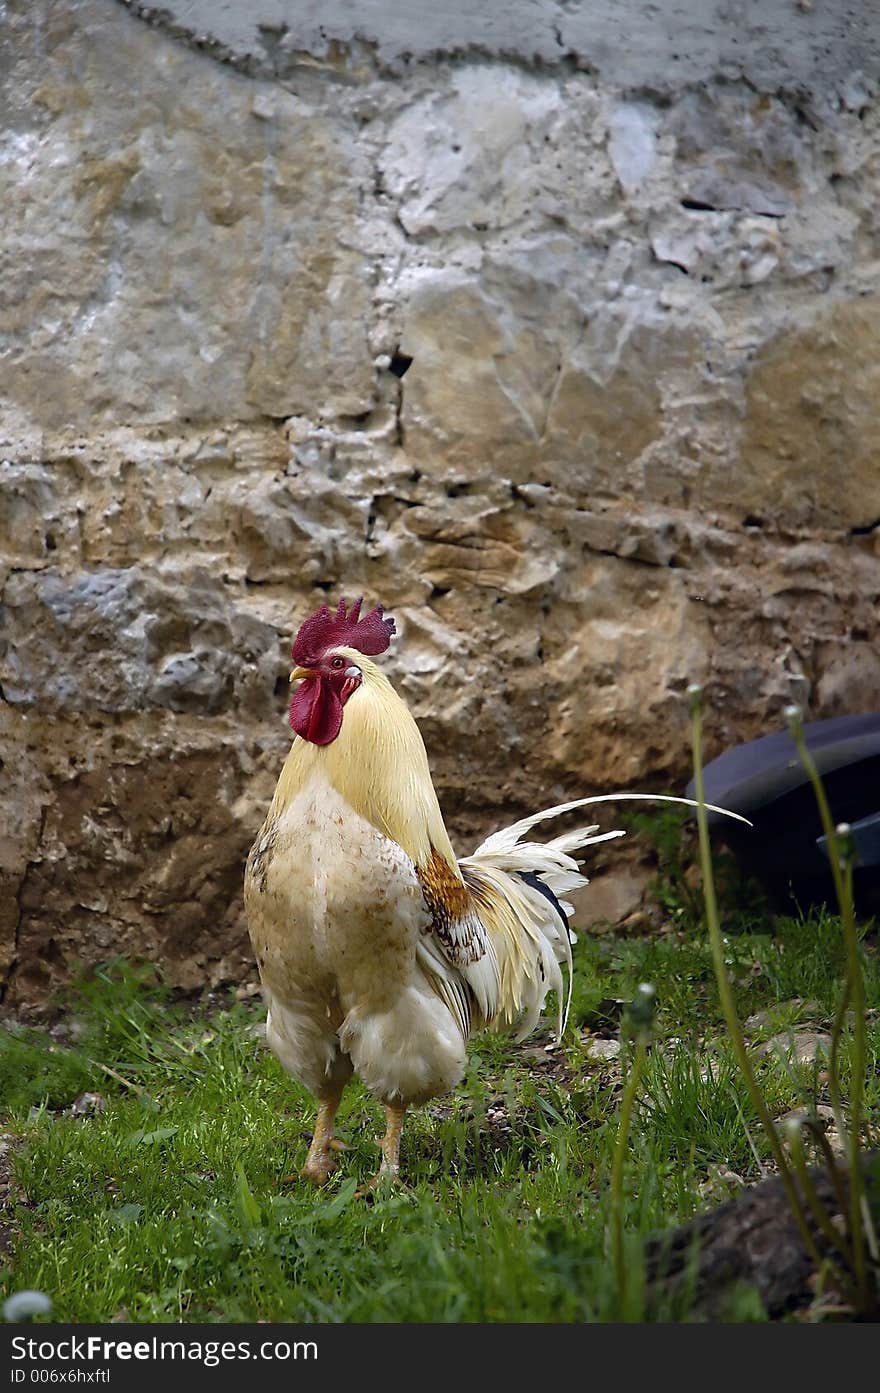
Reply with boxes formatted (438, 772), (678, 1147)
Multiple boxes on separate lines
(416, 849), (486, 966)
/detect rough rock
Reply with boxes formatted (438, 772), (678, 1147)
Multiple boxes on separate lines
(582, 1038), (621, 1063)
(1, 0), (879, 1004)
(743, 1000), (822, 1034)
(761, 1031), (833, 1066)
(66, 1092), (107, 1118)
(570, 866), (650, 929)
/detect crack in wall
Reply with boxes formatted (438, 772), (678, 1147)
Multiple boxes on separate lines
(114, 0), (880, 96)
(2, 803), (49, 1006)
(115, 0), (599, 86)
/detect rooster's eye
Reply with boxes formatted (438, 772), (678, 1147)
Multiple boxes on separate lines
(330, 656), (345, 669)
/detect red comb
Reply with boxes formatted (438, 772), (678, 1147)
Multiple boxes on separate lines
(292, 597), (396, 664)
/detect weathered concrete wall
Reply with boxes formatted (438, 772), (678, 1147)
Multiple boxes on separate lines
(2, 0), (879, 1005)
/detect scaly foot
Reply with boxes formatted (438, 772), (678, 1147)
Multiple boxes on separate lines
(299, 1092), (346, 1186)
(355, 1103), (407, 1197)
(301, 1149), (337, 1186)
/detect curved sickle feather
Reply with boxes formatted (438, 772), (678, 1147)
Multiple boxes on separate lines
(475, 793), (751, 857)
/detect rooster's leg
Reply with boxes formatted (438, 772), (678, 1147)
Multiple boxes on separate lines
(367, 1103), (406, 1189)
(301, 1089), (345, 1186)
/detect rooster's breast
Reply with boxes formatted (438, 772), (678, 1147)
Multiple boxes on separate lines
(245, 772), (428, 1012)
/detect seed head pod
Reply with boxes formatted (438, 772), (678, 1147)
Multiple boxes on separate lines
(3, 1290), (53, 1322)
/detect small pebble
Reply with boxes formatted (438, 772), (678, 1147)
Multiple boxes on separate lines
(67, 1092), (107, 1118)
(583, 1038), (621, 1062)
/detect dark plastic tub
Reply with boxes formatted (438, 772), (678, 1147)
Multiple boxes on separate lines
(685, 714), (880, 914)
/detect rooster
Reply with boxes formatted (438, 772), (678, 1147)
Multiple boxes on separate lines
(245, 598), (738, 1187)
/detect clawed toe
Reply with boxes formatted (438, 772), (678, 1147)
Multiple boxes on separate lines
(355, 1163), (405, 1200)
(300, 1150), (338, 1186)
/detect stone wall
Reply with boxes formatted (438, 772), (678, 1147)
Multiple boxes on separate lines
(2, 0), (879, 1005)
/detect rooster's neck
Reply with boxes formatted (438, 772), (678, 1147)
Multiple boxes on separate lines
(271, 663), (459, 875)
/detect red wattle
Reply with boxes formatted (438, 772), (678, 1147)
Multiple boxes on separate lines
(289, 675), (343, 745)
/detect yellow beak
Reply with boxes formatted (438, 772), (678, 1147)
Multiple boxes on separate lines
(289, 666), (317, 683)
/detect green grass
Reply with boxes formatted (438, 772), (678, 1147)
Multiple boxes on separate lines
(2, 897), (878, 1324)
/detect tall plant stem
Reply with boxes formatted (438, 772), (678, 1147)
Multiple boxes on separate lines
(689, 692), (822, 1271)
(786, 714), (869, 1308)
(611, 1035), (647, 1318)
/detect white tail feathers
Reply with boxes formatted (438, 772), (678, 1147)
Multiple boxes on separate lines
(460, 802), (628, 1042)
(460, 792), (749, 1044)
(461, 860), (573, 1041)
